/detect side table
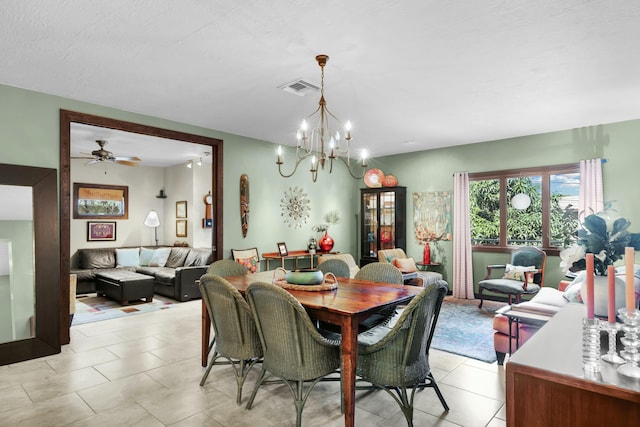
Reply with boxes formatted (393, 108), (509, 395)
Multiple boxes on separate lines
(496, 305), (554, 355)
(416, 262), (442, 272)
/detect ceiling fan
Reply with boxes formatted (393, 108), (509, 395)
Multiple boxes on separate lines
(73, 139), (141, 166)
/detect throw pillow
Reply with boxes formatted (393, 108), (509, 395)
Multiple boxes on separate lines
(149, 247), (172, 267)
(392, 257), (417, 273)
(562, 270), (586, 303)
(502, 264), (536, 283)
(236, 256), (258, 273)
(116, 248), (140, 267)
(139, 247), (156, 266)
(529, 287), (568, 307)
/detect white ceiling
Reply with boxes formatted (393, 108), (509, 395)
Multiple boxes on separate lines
(3, 0), (640, 164)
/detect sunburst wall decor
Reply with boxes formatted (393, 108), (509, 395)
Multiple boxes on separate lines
(281, 186), (310, 229)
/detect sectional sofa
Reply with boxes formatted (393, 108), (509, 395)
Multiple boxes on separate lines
(70, 246), (213, 302)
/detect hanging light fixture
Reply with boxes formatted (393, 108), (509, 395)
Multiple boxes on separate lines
(276, 54), (367, 182)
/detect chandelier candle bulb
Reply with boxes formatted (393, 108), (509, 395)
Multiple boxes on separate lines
(626, 247), (635, 312)
(608, 265), (616, 323)
(586, 253), (595, 320)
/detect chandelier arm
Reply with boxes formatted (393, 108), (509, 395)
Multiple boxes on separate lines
(277, 157), (305, 178)
(337, 156), (367, 179)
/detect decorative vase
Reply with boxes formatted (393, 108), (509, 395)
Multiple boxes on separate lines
(423, 243), (431, 264)
(580, 275), (628, 319)
(319, 231), (334, 252)
(382, 174), (398, 187)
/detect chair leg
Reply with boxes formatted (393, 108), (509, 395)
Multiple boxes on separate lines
(478, 287), (484, 308)
(246, 368), (267, 410)
(496, 351), (506, 365)
(199, 350), (220, 386)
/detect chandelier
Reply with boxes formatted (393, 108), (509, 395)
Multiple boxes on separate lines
(276, 54), (367, 182)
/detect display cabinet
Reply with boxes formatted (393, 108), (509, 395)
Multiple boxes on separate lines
(360, 187), (406, 266)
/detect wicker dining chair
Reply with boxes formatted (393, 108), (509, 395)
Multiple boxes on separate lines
(245, 282), (341, 427)
(317, 258), (351, 278)
(207, 259), (248, 276)
(202, 260), (249, 357)
(355, 262), (403, 284)
(199, 274), (262, 405)
(355, 262), (404, 330)
(356, 280), (449, 426)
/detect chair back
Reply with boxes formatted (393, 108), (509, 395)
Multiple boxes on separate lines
(511, 247), (546, 285)
(377, 248), (408, 263)
(317, 253), (360, 278)
(207, 259), (248, 276)
(317, 258), (350, 278)
(231, 247), (260, 273)
(358, 281), (448, 386)
(246, 282), (340, 381)
(199, 274), (262, 359)
(355, 262), (403, 284)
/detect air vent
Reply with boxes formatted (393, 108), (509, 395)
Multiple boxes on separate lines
(278, 79), (320, 96)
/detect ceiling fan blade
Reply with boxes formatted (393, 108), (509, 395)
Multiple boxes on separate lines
(113, 156), (141, 162)
(71, 156), (96, 160)
(116, 160), (139, 167)
(85, 159), (102, 165)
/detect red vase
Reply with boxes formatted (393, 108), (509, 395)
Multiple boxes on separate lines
(423, 243), (431, 264)
(319, 232), (334, 252)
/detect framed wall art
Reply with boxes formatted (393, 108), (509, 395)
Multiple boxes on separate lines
(176, 219), (187, 237)
(87, 221), (117, 241)
(176, 200), (187, 218)
(73, 183), (128, 219)
(412, 191), (452, 243)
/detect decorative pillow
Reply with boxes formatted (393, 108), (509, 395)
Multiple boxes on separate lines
(149, 247), (172, 267)
(116, 248), (140, 267)
(502, 264), (536, 283)
(529, 287), (568, 307)
(562, 270), (586, 303)
(236, 256), (259, 273)
(139, 247), (156, 266)
(392, 257), (417, 273)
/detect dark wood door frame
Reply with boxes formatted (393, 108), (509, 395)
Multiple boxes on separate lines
(59, 110), (224, 344)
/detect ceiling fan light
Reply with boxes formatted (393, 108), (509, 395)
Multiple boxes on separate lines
(186, 160), (193, 168)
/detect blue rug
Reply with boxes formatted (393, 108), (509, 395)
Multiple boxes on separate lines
(431, 297), (505, 363)
(72, 293), (178, 325)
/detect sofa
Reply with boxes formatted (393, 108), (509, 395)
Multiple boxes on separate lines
(71, 246), (213, 302)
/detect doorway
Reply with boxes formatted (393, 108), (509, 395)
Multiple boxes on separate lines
(59, 110), (223, 344)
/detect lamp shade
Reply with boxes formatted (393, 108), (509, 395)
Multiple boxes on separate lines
(511, 193), (531, 210)
(144, 210), (160, 228)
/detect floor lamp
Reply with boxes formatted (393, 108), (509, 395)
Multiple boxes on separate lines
(144, 210), (160, 247)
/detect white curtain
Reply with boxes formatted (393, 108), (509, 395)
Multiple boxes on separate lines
(579, 159), (604, 221)
(453, 172), (474, 299)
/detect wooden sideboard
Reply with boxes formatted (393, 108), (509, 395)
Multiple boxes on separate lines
(506, 303), (640, 426)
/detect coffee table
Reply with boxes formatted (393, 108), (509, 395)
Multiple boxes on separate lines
(96, 270), (154, 305)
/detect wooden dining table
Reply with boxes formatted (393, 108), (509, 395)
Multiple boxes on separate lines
(200, 271), (423, 427)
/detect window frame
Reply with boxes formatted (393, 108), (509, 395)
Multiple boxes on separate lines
(470, 163), (579, 256)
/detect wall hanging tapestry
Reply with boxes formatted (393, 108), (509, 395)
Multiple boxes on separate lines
(413, 191), (452, 242)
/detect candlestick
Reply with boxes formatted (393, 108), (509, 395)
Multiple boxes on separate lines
(586, 253), (595, 319)
(582, 317), (601, 373)
(617, 308), (640, 378)
(602, 322), (625, 364)
(608, 265), (616, 323)
(625, 247), (635, 312)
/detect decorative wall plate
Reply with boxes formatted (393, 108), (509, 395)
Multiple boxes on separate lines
(280, 186), (310, 229)
(364, 168), (384, 188)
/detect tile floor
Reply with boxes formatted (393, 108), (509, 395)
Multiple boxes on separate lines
(0, 299), (507, 426)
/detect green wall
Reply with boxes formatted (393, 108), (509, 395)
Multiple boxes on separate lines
(2, 82), (639, 295)
(376, 122), (640, 291)
(0, 83), (361, 269)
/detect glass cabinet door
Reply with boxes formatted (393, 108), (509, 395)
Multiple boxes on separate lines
(379, 191), (396, 250)
(362, 192), (378, 258)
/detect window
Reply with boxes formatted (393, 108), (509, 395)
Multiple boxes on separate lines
(470, 164), (579, 255)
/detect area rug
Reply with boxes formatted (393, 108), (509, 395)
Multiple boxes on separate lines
(72, 294), (178, 325)
(431, 297), (506, 363)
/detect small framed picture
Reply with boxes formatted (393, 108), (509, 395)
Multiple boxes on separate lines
(176, 219), (187, 237)
(176, 200), (187, 218)
(277, 242), (288, 257)
(87, 221), (117, 241)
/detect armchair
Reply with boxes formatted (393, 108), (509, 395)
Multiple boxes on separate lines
(478, 247), (546, 308)
(377, 248), (443, 286)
